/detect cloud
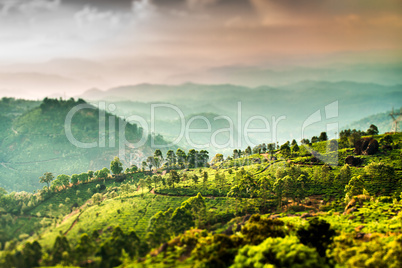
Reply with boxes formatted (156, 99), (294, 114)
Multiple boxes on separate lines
(249, 0), (402, 23)
(132, 0), (157, 19)
(74, 0), (158, 28)
(75, 6), (121, 27)
(186, 0), (217, 9)
(0, 0), (60, 16)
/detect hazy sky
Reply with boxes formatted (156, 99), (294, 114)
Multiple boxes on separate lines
(0, 0), (401, 98)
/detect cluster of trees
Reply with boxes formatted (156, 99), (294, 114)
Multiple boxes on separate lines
(137, 215), (336, 268)
(38, 157), (139, 193)
(226, 159), (399, 213)
(345, 162), (397, 200)
(141, 148), (209, 171)
(338, 125), (380, 148)
(227, 165), (310, 212)
(39, 97), (86, 113)
(1, 226), (147, 268)
(232, 143), (276, 159)
(39, 169), (104, 192)
(146, 193), (206, 248)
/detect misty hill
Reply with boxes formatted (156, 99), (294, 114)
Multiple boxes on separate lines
(79, 81), (402, 146)
(345, 109), (401, 133)
(0, 98), (174, 192)
(0, 98), (41, 140)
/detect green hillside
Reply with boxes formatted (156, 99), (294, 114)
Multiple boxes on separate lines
(0, 98), (173, 192)
(0, 131), (401, 267)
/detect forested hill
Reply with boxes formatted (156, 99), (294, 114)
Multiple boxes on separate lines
(0, 98), (173, 192)
(0, 132), (401, 267)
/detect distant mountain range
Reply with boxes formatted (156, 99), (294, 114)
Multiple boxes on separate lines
(78, 81), (402, 145)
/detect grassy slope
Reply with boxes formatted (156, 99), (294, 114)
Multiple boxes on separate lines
(4, 133), (401, 257)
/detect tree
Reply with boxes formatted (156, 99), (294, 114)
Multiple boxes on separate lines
(296, 174), (308, 204)
(301, 139), (310, 145)
(57, 174), (70, 189)
(139, 179), (146, 195)
(51, 235), (70, 265)
(233, 149), (239, 159)
(126, 165), (138, 173)
(267, 143), (276, 157)
(145, 176), (153, 190)
(297, 217), (335, 259)
(215, 172), (225, 188)
(141, 161), (147, 172)
(228, 184), (242, 213)
(261, 143), (267, 153)
(245, 146), (252, 156)
(110, 157), (123, 175)
(280, 142), (291, 158)
(87, 170), (94, 180)
(92, 193), (103, 204)
(283, 175), (296, 203)
(213, 153), (224, 163)
(203, 171), (208, 186)
(71, 174), (79, 185)
(154, 149), (163, 160)
(74, 233), (93, 263)
(198, 150), (209, 167)
(232, 236), (327, 268)
(339, 164), (351, 184)
(348, 132), (361, 147)
(95, 168), (110, 180)
(39, 172), (54, 189)
(291, 143), (300, 155)
(171, 194), (206, 234)
(146, 156), (155, 171)
(146, 209), (174, 248)
(176, 149), (187, 167)
(166, 150), (176, 168)
(154, 150), (163, 169)
(22, 241), (42, 268)
(99, 226), (141, 266)
(321, 164), (332, 183)
(319, 132), (328, 141)
(257, 177), (272, 210)
(153, 157), (161, 169)
(187, 149), (197, 168)
(364, 162), (396, 196)
(78, 172), (89, 184)
(273, 177), (285, 208)
(380, 134), (393, 146)
(192, 174), (199, 184)
(345, 175), (365, 200)
(169, 170), (180, 188)
(151, 175), (160, 189)
(367, 124), (379, 135)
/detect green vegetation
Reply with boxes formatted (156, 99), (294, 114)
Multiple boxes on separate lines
(0, 98), (174, 192)
(0, 123), (402, 267)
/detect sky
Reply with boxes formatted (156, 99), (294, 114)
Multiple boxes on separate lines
(0, 0), (401, 98)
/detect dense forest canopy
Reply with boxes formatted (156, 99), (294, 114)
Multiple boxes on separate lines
(0, 124), (401, 267)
